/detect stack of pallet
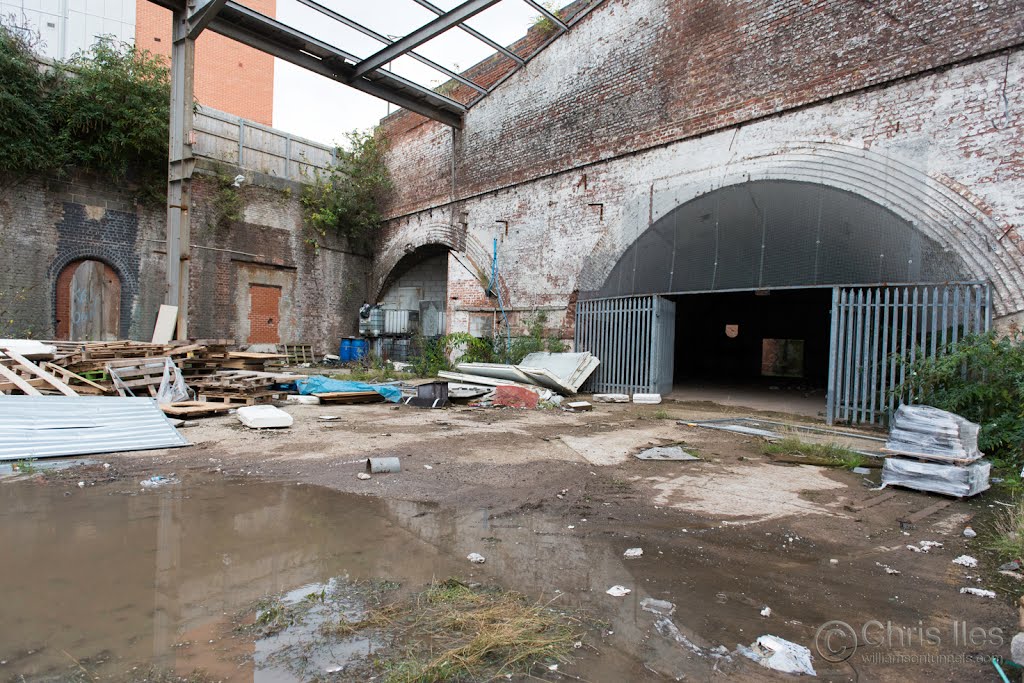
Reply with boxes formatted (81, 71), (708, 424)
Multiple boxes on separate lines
(189, 369), (303, 406)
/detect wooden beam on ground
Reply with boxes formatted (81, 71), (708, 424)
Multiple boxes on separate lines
(0, 361), (42, 395)
(0, 349), (78, 396)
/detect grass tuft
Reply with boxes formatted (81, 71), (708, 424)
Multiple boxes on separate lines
(989, 498), (1024, 561)
(761, 437), (866, 470)
(652, 409), (671, 420)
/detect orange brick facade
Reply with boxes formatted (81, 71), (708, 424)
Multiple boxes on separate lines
(136, 0), (275, 125)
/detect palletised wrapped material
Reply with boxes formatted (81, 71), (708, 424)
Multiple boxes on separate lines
(885, 405), (982, 462)
(881, 457), (990, 497)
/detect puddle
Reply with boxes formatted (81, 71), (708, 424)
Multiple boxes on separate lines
(1, 471), (990, 681)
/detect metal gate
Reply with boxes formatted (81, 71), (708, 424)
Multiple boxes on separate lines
(826, 282), (991, 426)
(575, 295), (675, 394)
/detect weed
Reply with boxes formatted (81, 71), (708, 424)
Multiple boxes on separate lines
(761, 437), (866, 470)
(988, 498), (1024, 561)
(13, 458), (37, 474)
(652, 409), (670, 420)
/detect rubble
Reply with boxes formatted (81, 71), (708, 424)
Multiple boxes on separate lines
(493, 385), (540, 409)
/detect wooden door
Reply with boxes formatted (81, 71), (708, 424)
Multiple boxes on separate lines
(69, 260), (120, 341)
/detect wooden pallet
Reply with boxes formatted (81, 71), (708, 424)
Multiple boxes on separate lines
(0, 349), (79, 396)
(281, 343), (315, 365)
(106, 357), (173, 397)
(40, 362), (110, 395)
(198, 390), (284, 406)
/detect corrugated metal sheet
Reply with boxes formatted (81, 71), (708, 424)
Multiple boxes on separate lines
(0, 396), (190, 460)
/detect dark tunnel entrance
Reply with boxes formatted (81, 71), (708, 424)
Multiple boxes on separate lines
(669, 288), (833, 415)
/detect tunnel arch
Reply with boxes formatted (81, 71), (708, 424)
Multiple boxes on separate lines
(577, 143), (1022, 315)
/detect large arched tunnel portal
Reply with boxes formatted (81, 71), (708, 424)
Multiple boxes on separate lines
(577, 180), (989, 424)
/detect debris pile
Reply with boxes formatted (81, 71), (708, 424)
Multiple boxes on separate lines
(881, 405), (990, 497)
(438, 351), (600, 409)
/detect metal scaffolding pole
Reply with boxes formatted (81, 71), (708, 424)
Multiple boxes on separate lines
(165, 8), (196, 338)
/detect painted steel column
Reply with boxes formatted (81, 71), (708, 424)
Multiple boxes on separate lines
(166, 9), (196, 338)
(825, 287), (840, 425)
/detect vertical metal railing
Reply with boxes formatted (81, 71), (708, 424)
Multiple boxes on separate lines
(826, 282), (990, 426)
(576, 295), (665, 393)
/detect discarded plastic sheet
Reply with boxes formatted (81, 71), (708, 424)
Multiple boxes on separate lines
(640, 598), (675, 616)
(0, 395), (190, 460)
(635, 445), (699, 461)
(606, 585), (631, 597)
(906, 541), (943, 553)
(960, 587), (996, 598)
(953, 555), (978, 568)
(623, 547), (643, 558)
(140, 475), (178, 488)
(295, 376), (402, 403)
(467, 552), (486, 564)
(237, 405), (293, 429)
(881, 457), (991, 497)
(738, 635), (816, 676)
(885, 405), (982, 462)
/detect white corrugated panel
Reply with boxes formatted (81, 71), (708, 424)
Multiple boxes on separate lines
(0, 396), (190, 460)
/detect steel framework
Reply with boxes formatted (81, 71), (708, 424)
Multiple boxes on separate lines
(154, 0), (601, 335)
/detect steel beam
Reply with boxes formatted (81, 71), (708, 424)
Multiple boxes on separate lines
(409, 0), (524, 65)
(186, 0), (228, 39)
(166, 9), (196, 338)
(293, 0), (487, 95)
(352, 0), (502, 79)
(209, 16), (464, 128)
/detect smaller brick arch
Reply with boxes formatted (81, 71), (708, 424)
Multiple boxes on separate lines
(54, 259), (123, 340)
(50, 248), (136, 340)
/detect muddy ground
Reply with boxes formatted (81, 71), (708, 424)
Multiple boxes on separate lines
(5, 398), (1020, 682)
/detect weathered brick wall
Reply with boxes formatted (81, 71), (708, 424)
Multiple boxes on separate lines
(378, 0), (1024, 335)
(0, 167), (369, 349)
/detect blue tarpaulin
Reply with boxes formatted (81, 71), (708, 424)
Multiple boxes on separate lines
(295, 376), (402, 403)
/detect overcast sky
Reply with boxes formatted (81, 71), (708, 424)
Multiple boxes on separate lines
(271, 0), (542, 146)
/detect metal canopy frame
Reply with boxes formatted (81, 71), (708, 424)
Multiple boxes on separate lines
(157, 0), (601, 337)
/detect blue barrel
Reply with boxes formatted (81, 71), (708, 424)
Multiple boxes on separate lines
(339, 338), (353, 362)
(351, 338), (369, 362)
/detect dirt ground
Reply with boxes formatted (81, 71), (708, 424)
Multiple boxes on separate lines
(33, 397), (1022, 681)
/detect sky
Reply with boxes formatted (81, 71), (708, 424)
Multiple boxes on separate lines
(270, 0), (545, 146)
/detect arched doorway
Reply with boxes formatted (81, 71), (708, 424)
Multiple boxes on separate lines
(575, 180), (989, 423)
(56, 260), (121, 341)
(373, 245), (451, 360)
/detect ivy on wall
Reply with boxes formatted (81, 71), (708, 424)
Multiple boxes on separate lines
(0, 22), (169, 202)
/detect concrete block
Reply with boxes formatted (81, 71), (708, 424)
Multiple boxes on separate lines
(633, 393), (662, 404)
(237, 405), (293, 428)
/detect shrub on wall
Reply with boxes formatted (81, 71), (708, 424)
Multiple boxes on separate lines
(0, 22), (169, 201)
(301, 130), (393, 249)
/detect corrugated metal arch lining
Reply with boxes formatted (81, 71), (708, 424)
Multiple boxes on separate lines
(593, 180), (970, 299)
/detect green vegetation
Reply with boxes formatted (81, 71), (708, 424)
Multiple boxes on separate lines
(0, 23), (170, 201)
(207, 169), (244, 229)
(12, 458), (38, 474)
(302, 129), (392, 249)
(893, 332), (1024, 472)
(988, 498), (1024, 561)
(761, 437), (866, 470)
(652, 409), (671, 420)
